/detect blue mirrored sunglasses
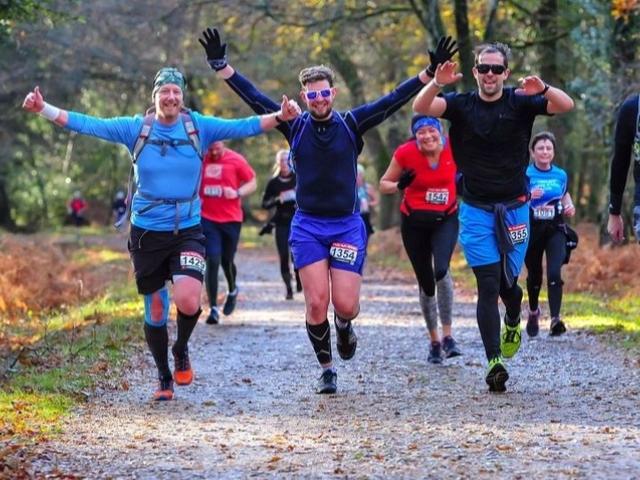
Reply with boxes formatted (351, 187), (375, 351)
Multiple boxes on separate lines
(305, 89), (332, 100)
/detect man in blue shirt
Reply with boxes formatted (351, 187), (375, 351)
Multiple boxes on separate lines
(413, 42), (574, 392)
(22, 67), (300, 401)
(198, 27), (451, 394)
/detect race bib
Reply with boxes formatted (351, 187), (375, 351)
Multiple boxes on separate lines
(508, 224), (529, 245)
(180, 251), (206, 274)
(203, 185), (222, 197)
(425, 189), (449, 205)
(329, 242), (358, 265)
(532, 206), (555, 220)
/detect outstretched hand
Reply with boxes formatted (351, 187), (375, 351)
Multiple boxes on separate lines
(198, 27), (228, 71)
(427, 36), (459, 77)
(22, 86), (44, 113)
(279, 95), (301, 122)
(515, 75), (546, 96)
(434, 62), (463, 87)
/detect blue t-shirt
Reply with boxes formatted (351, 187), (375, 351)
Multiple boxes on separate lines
(66, 111), (262, 231)
(526, 163), (568, 221)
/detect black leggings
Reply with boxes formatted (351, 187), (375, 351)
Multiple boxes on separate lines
(275, 222), (300, 291)
(472, 262), (523, 360)
(525, 221), (566, 317)
(203, 221), (241, 308)
(400, 213), (458, 296)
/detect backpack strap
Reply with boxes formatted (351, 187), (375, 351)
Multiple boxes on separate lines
(180, 110), (202, 160)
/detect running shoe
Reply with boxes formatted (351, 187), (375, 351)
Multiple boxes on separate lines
(526, 308), (540, 337)
(172, 346), (194, 386)
(223, 287), (238, 316)
(427, 341), (443, 364)
(500, 318), (522, 359)
(442, 336), (462, 358)
(205, 306), (219, 325)
(153, 377), (174, 401)
(316, 369), (337, 394)
(485, 356), (509, 393)
(549, 317), (567, 336)
(286, 286), (294, 300)
(334, 315), (357, 360)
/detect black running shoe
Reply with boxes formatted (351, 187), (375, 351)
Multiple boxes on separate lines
(549, 317), (567, 336)
(526, 308), (540, 337)
(442, 336), (462, 358)
(485, 356), (509, 393)
(334, 315), (357, 360)
(205, 307), (219, 325)
(286, 286), (293, 300)
(316, 369), (337, 394)
(427, 341), (443, 364)
(223, 288), (238, 316)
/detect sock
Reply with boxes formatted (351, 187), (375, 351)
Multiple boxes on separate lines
(144, 323), (171, 380)
(173, 308), (201, 354)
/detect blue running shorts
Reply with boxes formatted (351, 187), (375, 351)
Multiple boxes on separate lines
(290, 211), (367, 274)
(458, 201), (530, 279)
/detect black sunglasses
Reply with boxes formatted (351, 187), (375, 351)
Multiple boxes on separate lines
(476, 64), (506, 75)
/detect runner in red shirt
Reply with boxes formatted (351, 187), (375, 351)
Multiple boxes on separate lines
(380, 115), (461, 363)
(200, 141), (256, 324)
(68, 191), (88, 227)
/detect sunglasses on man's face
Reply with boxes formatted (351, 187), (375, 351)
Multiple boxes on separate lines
(476, 64), (506, 75)
(304, 89), (332, 100)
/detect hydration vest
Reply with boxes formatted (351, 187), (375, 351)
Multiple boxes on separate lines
(116, 108), (202, 233)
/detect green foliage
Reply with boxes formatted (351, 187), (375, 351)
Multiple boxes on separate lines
(3, 1), (640, 230)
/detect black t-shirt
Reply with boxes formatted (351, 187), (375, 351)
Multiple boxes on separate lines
(442, 87), (549, 203)
(261, 173), (297, 225)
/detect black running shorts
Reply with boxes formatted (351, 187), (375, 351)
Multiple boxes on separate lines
(128, 224), (206, 295)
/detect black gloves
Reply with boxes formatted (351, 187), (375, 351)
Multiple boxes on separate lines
(426, 36), (458, 77)
(198, 27), (228, 71)
(397, 170), (416, 190)
(259, 223), (274, 236)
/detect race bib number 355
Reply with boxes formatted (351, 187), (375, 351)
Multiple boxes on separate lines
(180, 251), (206, 274)
(508, 224), (528, 245)
(329, 242), (358, 265)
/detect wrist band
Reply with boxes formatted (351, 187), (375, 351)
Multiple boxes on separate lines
(39, 102), (61, 121)
(540, 83), (550, 95)
(275, 114), (284, 124)
(432, 78), (445, 88)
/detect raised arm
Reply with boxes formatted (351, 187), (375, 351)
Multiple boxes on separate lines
(22, 86), (69, 127)
(199, 27), (292, 138)
(413, 62), (462, 117)
(515, 76), (574, 114)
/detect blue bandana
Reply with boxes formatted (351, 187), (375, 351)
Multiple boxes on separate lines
(411, 116), (443, 137)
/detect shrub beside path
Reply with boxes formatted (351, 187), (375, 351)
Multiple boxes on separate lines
(31, 248), (640, 478)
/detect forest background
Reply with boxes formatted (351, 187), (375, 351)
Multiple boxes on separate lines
(0, 0), (639, 235)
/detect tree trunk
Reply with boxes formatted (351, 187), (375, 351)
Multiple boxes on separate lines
(0, 177), (15, 231)
(453, 0), (475, 91)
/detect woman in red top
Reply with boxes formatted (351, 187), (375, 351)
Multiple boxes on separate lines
(200, 141), (257, 324)
(380, 115), (461, 364)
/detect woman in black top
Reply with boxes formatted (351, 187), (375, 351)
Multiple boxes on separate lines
(261, 149), (302, 299)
